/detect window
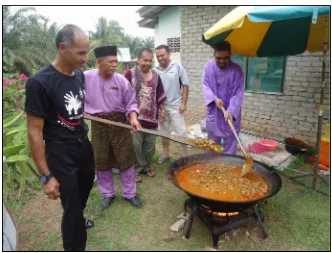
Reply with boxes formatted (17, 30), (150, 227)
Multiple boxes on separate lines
(232, 55), (286, 93)
(167, 37), (180, 52)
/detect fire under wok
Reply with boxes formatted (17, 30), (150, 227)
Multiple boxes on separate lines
(168, 153), (282, 212)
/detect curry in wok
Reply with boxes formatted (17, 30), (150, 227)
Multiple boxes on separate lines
(176, 163), (268, 202)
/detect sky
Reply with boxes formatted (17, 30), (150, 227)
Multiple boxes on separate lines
(11, 6), (155, 38)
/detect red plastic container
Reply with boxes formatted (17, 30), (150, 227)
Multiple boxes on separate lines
(248, 142), (268, 153)
(258, 139), (279, 151)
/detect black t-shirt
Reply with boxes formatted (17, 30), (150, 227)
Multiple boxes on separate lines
(25, 64), (88, 141)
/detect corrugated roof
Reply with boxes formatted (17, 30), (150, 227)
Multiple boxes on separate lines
(137, 6), (168, 29)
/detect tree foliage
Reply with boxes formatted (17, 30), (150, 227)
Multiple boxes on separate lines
(3, 6), (58, 75)
(3, 7), (155, 74)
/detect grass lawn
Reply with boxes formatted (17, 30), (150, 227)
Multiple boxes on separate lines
(10, 138), (331, 251)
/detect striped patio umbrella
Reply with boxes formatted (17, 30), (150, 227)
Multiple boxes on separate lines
(202, 6), (330, 57)
(203, 6), (331, 191)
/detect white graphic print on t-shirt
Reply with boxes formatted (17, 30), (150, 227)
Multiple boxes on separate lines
(57, 90), (84, 131)
(64, 91), (82, 115)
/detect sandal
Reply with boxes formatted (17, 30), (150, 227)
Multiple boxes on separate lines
(85, 218), (94, 229)
(157, 156), (171, 164)
(135, 176), (142, 183)
(140, 170), (156, 177)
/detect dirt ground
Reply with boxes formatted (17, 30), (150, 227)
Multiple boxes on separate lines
(16, 140), (188, 251)
(13, 139), (330, 251)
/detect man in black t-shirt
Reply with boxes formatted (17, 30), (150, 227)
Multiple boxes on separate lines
(25, 24), (95, 251)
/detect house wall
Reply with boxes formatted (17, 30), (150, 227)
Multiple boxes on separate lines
(154, 6), (181, 64)
(180, 6), (330, 144)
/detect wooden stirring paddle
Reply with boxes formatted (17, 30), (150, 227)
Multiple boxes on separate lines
(217, 105), (253, 176)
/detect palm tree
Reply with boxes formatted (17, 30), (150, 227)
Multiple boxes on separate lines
(122, 35), (143, 59)
(141, 36), (155, 51)
(108, 20), (124, 38)
(3, 6), (57, 75)
(89, 17), (123, 49)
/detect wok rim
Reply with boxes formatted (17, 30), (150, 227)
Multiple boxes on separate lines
(168, 154), (283, 205)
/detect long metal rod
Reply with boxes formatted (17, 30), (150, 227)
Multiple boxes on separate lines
(317, 174), (330, 186)
(84, 113), (219, 153)
(278, 187), (311, 206)
(278, 170), (329, 196)
(312, 15), (329, 190)
(218, 105), (247, 157)
(85, 113), (154, 134)
(290, 174), (314, 180)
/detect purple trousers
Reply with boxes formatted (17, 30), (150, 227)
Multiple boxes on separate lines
(96, 165), (136, 199)
(207, 130), (238, 155)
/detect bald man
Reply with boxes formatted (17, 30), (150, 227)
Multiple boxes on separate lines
(25, 24), (95, 251)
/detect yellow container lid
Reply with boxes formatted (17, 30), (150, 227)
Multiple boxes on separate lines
(321, 124), (330, 142)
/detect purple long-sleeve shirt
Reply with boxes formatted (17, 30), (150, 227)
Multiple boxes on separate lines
(202, 60), (244, 137)
(84, 70), (139, 116)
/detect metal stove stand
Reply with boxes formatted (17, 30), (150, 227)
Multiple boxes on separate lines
(184, 198), (268, 248)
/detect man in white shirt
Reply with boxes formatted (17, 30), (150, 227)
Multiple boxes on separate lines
(154, 45), (190, 163)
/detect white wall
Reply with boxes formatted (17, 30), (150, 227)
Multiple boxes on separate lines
(154, 6), (181, 64)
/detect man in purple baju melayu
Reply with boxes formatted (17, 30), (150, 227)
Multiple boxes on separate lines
(202, 41), (244, 155)
(84, 46), (142, 208)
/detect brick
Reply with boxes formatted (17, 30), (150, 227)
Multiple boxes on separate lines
(284, 91), (298, 96)
(286, 81), (301, 86)
(298, 92), (315, 98)
(298, 111), (315, 117)
(292, 96), (311, 102)
(274, 126), (288, 133)
(298, 121), (314, 128)
(247, 112), (258, 118)
(255, 118), (269, 124)
(284, 119), (299, 126)
(283, 101), (301, 108)
(284, 109), (297, 115)
(278, 95), (293, 101)
(291, 76), (308, 82)
(254, 94), (267, 99)
(306, 87), (318, 93)
(291, 86), (307, 92)
(264, 103), (278, 109)
(302, 66), (324, 73)
(305, 117), (319, 124)
(258, 114), (271, 120)
(271, 116), (283, 122)
(296, 126), (312, 132)
(291, 115), (305, 121)
(296, 61), (312, 67)
(286, 61), (297, 66)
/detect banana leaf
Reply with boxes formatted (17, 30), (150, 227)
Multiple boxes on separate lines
(6, 155), (30, 163)
(3, 144), (26, 157)
(5, 129), (19, 137)
(3, 111), (24, 128)
(5, 124), (27, 137)
(26, 162), (40, 178)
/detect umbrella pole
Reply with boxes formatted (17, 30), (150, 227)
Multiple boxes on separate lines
(312, 16), (329, 190)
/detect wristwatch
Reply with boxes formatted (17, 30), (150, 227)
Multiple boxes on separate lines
(39, 173), (53, 184)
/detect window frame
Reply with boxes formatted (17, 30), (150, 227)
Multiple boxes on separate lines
(235, 56), (287, 95)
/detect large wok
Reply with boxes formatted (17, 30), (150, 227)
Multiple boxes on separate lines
(168, 153), (282, 212)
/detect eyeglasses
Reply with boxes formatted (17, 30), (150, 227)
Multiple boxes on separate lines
(215, 56), (230, 61)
